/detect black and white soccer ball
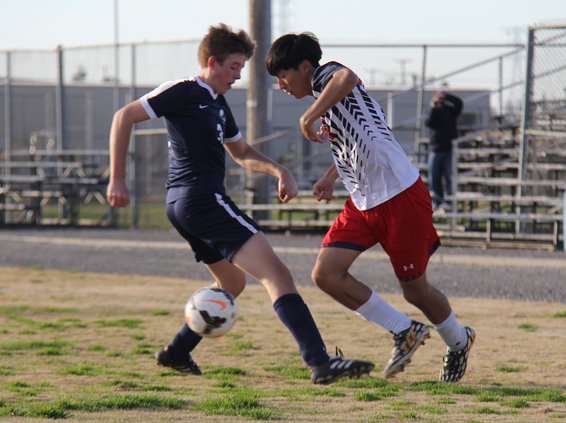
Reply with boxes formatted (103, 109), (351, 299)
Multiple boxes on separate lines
(184, 287), (238, 338)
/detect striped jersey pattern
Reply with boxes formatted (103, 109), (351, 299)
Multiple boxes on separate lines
(312, 62), (419, 210)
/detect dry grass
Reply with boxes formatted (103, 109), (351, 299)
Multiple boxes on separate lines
(0, 266), (565, 422)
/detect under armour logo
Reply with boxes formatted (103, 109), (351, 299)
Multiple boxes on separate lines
(403, 263), (415, 272)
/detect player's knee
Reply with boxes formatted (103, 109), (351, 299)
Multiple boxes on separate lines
(311, 265), (338, 292)
(400, 274), (429, 307)
(402, 289), (422, 307)
(230, 281), (246, 298)
(216, 276), (246, 298)
(261, 265), (295, 290)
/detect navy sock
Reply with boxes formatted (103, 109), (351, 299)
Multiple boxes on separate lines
(167, 323), (202, 361)
(273, 293), (329, 367)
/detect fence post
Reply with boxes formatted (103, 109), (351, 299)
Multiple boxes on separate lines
(516, 27), (535, 235)
(129, 43), (138, 230)
(518, 27), (535, 193)
(55, 45), (65, 151)
(414, 45), (427, 164)
(2, 51), (12, 224)
(247, 0), (272, 219)
(563, 191), (566, 252)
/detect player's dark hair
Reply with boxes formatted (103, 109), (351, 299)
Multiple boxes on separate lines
(266, 32), (322, 76)
(198, 23), (255, 68)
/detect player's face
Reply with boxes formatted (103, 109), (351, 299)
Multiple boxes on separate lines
(275, 62), (312, 99)
(210, 53), (247, 94)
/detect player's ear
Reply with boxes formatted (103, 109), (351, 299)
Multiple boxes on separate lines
(207, 56), (218, 69)
(299, 59), (312, 75)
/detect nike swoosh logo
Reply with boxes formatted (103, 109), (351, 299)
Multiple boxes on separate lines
(198, 104), (209, 109)
(205, 299), (227, 310)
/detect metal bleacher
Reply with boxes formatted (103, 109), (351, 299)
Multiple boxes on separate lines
(245, 125), (565, 250)
(0, 150), (111, 226)
(432, 128), (566, 249)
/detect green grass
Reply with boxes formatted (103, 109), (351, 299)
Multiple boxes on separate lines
(0, 394), (187, 419)
(95, 318), (143, 328)
(0, 340), (73, 355)
(496, 365), (528, 373)
(195, 389), (280, 420)
(229, 340), (254, 355)
(1, 267), (566, 421)
(518, 323), (538, 332)
(264, 365), (310, 380)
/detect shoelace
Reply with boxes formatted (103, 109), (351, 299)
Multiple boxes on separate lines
(392, 328), (410, 348)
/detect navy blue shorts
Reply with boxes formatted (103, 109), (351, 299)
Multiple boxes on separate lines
(166, 192), (260, 264)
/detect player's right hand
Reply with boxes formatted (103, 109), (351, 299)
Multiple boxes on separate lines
(106, 178), (129, 207)
(300, 116), (329, 144)
(278, 169), (299, 203)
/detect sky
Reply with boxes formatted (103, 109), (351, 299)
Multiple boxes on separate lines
(1, 0), (565, 50)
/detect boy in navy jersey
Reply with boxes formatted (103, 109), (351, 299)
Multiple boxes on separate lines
(106, 23), (373, 384)
(266, 33), (475, 382)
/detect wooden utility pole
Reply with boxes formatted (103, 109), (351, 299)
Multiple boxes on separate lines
(246, 0), (272, 216)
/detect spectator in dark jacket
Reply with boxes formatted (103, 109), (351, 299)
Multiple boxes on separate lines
(425, 91), (463, 212)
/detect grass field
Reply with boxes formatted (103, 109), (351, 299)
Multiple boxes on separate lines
(1, 267), (565, 422)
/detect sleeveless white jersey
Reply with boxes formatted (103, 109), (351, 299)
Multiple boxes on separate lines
(313, 62), (419, 210)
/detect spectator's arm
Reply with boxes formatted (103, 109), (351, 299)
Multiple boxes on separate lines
(443, 93), (464, 117)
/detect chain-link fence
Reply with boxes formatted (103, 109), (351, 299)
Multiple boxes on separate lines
(1, 39), (531, 158)
(1, 25), (565, 236)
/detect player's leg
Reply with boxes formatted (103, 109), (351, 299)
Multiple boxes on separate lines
(232, 231), (374, 383)
(385, 178), (474, 381)
(155, 257), (246, 375)
(206, 258), (247, 298)
(399, 272), (475, 382)
(231, 231), (298, 301)
(311, 246), (368, 308)
(312, 246), (430, 379)
(156, 197), (236, 374)
(311, 199), (426, 378)
(312, 247), (413, 333)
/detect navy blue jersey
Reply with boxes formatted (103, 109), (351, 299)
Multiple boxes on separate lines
(140, 77), (241, 199)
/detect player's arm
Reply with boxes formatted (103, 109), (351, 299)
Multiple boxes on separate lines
(225, 138), (298, 203)
(106, 100), (150, 207)
(300, 67), (359, 143)
(313, 163), (339, 202)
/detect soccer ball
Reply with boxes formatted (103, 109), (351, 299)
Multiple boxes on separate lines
(184, 287), (238, 338)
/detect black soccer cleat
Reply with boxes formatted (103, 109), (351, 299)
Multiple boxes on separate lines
(383, 320), (431, 379)
(440, 326), (476, 382)
(310, 347), (374, 384)
(155, 346), (202, 375)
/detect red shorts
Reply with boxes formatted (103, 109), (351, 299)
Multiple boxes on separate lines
(322, 177), (440, 281)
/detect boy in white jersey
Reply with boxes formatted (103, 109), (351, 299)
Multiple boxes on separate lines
(266, 32), (475, 382)
(106, 24), (373, 384)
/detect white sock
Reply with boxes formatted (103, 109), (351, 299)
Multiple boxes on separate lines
(355, 291), (412, 334)
(434, 310), (468, 350)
